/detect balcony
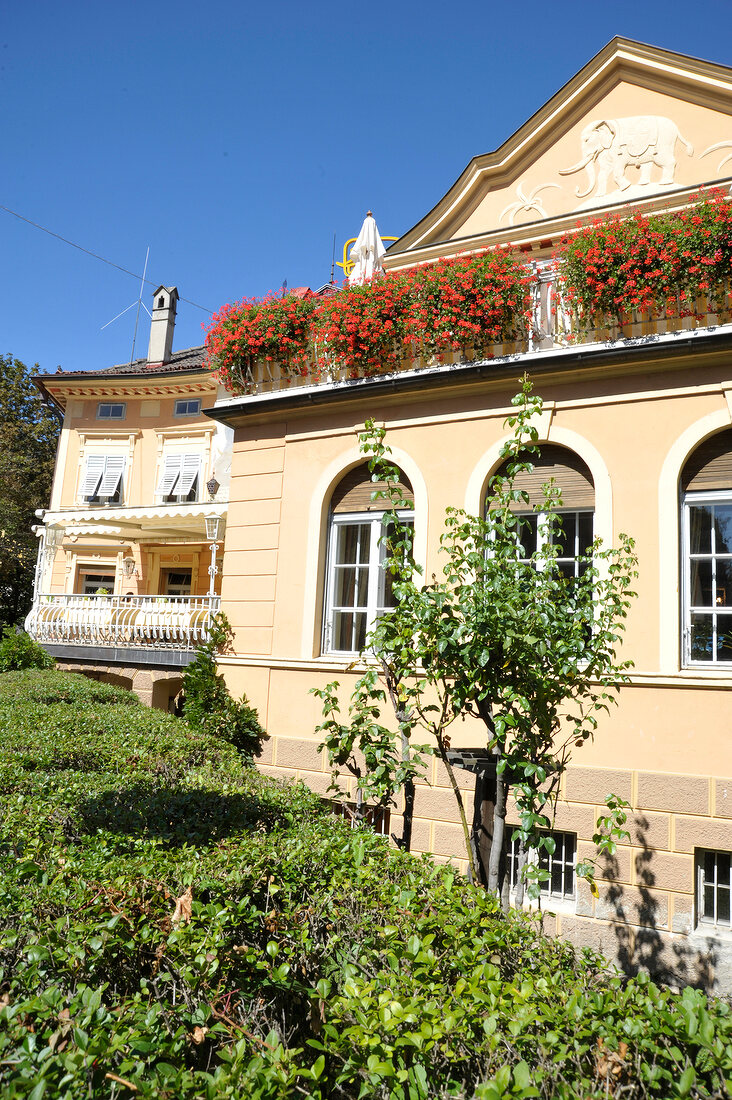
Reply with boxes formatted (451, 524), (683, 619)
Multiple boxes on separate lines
(215, 269), (732, 399)
(25, 593), (220, 654)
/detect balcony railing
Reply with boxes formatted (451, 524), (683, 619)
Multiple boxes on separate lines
(227, 270), (732, 397)
(25, 594), (220, 652)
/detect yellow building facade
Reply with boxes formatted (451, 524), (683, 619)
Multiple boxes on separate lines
(28, 288), (230, 708)
(209, 40), (732, 989)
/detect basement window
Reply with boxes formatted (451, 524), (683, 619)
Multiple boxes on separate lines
(697, 849), (731, 927)
(508, 830), (577, 900)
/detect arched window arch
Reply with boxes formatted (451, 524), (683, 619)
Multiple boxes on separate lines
(323, 462), (414, 655)
(681, 428), (732, 666)
(489, 444), (595, 578)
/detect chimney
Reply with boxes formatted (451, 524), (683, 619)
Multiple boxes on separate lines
(147, 286), (178, 366)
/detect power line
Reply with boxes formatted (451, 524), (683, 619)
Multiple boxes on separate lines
(0, 203), (214, 314)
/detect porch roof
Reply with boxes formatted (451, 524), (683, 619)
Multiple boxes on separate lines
(42, 502), (226, 541)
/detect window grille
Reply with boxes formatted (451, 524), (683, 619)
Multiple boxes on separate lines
(697, 849), (732, 926)
(507, 830), (577, 900)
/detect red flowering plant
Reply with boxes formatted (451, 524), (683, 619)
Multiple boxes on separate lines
(204, 291), (315, 394)
(205, 249), (530, 391)
(557, 190), (732, 334)
(405, 248), (531, 359)
(311, 270), (414, 378)
(312, 248), (530, 378)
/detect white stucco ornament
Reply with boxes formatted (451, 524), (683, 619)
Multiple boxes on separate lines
(499, 182), (561, 225)
(348, 212), (386, 285)
(559, 115), (694, 208)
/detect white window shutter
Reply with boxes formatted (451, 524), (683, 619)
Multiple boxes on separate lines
(178, 453), (200, 496)
(98, 455), (125, 496)
(157, 454), (182, 495)
(81, 455), (106, 498)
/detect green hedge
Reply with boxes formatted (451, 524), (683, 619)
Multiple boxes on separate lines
(1, 670), (732, 1099)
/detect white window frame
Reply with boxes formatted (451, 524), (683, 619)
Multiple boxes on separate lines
(682, 490), (732, 667)
(174, 398), (202, 417)
(323, 509), (413, 655)
(507, 830), (577, 901)
(97, 402), (126, 420)
(156, 453), (201, 503)
(696, 848), (732, 928)
(514, 508), (594, 577)
(80, 454), (126, 503)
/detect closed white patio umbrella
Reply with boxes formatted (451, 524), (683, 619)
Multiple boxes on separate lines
(348, 211), (386, 285)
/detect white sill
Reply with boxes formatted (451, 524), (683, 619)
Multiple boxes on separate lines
(689, 921), (732, 944)
(512, 893), (576, 917)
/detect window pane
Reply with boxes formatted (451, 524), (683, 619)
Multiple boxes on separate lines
(333, 611), (367, 652)
(556, 560), (576, 582)
(704, 883), (716, 919)
(517, 514), (538, 558)
(689, 560), (713, 607)
(578, 511), (594, 552)
(715, 505), (732, 555)
(690, 614), (715, 661)
(336, 523), (370, 565)
(718, 619), (732, 662)
(717, 853), (731, 886)
(689, 505), (713, 554)
(554, 513), (576, 558)
(715, 560), (732, 608)
(333, 566), (368, 609)
(551, 859), (563, 895)
(718, 886), (731, 924)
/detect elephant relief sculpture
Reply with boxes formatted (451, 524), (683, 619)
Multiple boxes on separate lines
(559, 115), (694, 200)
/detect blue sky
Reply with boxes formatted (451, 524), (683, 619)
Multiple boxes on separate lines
(3, 1), (732, 375)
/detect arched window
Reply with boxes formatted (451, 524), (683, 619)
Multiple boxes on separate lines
(490, 444), (595, 578)
(681, 429), (732, 666)
(323, 462), (414, 655)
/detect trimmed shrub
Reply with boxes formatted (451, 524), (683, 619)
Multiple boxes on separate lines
(0, 628), (54, 672)
(0, 668), (139, 706)
(2, 669), (732, 1099)
(183, 613), (266, 762)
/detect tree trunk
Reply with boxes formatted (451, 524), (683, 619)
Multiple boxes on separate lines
(514, 838), (528, 909)
(401, 774), (414, 852)
(473, 764), (496, 886)
(436, 739), (480, 883)
(381, 660), (415, 852)
(487, 762), (509, 912)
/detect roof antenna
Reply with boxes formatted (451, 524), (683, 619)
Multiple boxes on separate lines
(330, 231), (336, 284)
(101, 246), (152, 364)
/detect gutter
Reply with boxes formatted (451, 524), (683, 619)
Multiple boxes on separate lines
(205, 322), (732, 425)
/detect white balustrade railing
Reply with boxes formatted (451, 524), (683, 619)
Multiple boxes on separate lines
(25, 594), (221, 651)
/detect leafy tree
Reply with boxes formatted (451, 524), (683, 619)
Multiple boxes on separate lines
(316, 379), (637, 905)
(0, 355), (60, 627)
(183, 612), (266, 762)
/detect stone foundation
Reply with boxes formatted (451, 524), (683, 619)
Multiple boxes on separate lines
(54, 658), (185, 710)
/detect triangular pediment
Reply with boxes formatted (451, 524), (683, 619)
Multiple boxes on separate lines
(386, 39), (732, 269)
